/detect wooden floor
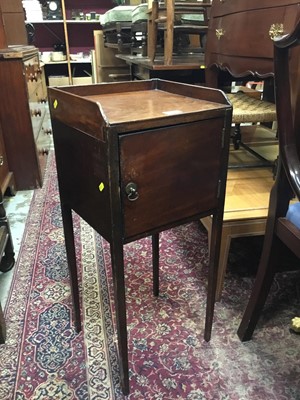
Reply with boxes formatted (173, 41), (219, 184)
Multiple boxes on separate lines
(201, 124), (278, 300)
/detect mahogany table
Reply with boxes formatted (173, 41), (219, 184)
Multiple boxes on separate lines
(116, 53), (206, 83)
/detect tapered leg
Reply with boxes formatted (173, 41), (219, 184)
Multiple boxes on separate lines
(0, 302), (6, 343)
(147, 0), (158, 62)
(61, 204), (81, 333)
(110, 241), (129, 395)
(152, 233), (159, 296)
(204, 212), (223, 342)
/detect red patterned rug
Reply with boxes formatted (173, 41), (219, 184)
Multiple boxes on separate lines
(1, 151), (300, 399)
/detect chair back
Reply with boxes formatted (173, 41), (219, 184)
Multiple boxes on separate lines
(274, 21), (300, 201)
(237, 18), (300, 342)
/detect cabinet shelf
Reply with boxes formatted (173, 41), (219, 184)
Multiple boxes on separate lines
(66, 20), (101, 24)
(27, 0), (113, 85)
(26, 20), (101, 24)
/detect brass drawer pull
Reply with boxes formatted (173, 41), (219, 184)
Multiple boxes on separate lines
(0, 156), (3, 166)
(216, 28), (225, 40)
(269, 23), (284, 40)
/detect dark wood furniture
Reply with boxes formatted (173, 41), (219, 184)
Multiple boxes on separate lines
(0, 121), (15, 197)
(131, 21), (148, 56)
(0, 0), (28, 47)
(205, 0), (300, 158)
(116, 53), (206, 83)
(0, 186), (15, 344)
(205, 0), (300, 85)
(202, 0), (300, 302)
(0, 46), (51, 190)
(0, 119), (16, 343)
(103, 21), (133, 53)
(237, 20), (300, 341)
(48, 79), (232, 394)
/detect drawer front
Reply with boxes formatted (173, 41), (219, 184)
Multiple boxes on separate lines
(30, 96), (47, 141)
(25, 55), (45, 99)
(36, 108), (52, 181)
(206, 4), (300, 76)
(36, 108), (52, 154)
(120, 118), (226, 238)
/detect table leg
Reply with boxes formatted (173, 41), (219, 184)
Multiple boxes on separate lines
(164, 0), (174, 65)
(0, 302), (6, 343)
(152, 233), (159, 296)
(147, 0), (158, 62)
(110, 241), (129, 395)
(204, 212), (222, 342)
(61, 204), (81, 333)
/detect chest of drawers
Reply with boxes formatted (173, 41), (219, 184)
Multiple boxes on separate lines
(205, 0), (300, 81)
(0, 46), (51, 190)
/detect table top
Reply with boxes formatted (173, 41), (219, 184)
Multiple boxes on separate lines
(49, 79), (231, 139)
(224, 167), (274, 221)
(85, 89), (223, 125)
(116, 54), (205, 71)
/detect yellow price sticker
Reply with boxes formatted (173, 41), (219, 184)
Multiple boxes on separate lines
(99, 182), (105, 192)
(53, 99), (58, 109)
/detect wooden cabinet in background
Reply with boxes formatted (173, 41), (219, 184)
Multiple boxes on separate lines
(205, 0), (300, 83)
(0, 46), (51, 190)
(0, 123), (14, 195)
(0, 0), (27, 47)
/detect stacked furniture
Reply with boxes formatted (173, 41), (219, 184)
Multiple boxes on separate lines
(131, 3), (148, 55)
(147, 0), (211, 65)
(101, 5), (135, 53)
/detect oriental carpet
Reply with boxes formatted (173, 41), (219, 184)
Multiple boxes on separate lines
(0, 151), (300, 400)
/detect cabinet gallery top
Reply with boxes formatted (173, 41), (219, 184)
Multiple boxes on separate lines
(48, 79), (232, 141)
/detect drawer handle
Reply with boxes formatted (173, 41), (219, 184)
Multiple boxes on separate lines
(125, 182), (139, 202)
(269, 23), (284, 40)
(215, 28), (225, 40)
(0, 156), (3, 166)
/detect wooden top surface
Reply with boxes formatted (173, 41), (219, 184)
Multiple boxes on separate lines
(116, 54), (205, 70)
(85, 89), (225, 125)
(223, 167), (274, 221)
